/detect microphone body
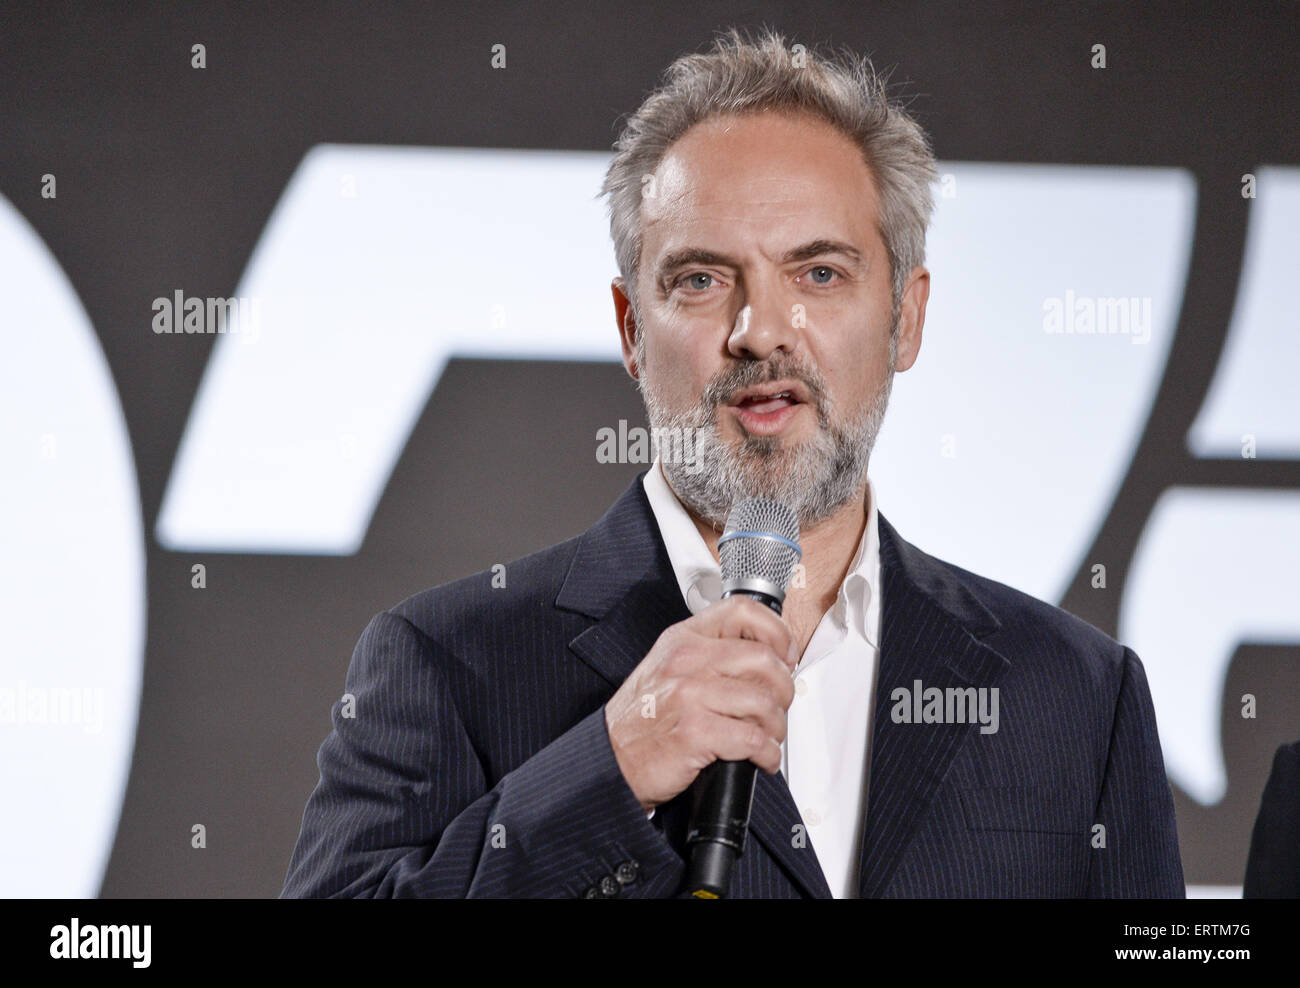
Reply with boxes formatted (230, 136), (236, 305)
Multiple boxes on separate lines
(684, 499), (801, 899)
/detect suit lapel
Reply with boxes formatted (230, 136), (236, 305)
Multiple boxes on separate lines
(747, 763), (835, 897)
(556, 473), (690, 688)
(556, 473), (832, 898)
(857, 512), (1011, 898)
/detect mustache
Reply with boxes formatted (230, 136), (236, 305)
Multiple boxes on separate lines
(699, 357), (829, 413)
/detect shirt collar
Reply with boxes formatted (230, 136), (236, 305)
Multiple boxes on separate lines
(641, 456), (881, 648)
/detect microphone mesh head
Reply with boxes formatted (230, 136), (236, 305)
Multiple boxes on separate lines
(719, 498), (802, 598)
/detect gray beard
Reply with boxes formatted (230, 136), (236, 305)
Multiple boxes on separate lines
(638, 349), (894, 530)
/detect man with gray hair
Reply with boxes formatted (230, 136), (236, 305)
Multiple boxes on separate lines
(283, 27), (1184, 899)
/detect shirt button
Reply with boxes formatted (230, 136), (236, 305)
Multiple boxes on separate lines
(804, 807), (822, 827)
(794, 677), (809, 696)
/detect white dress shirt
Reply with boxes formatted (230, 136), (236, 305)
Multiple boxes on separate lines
(641, 456), (883, 898)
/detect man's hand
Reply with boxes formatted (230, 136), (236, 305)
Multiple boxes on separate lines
(604, 595), (799, 813)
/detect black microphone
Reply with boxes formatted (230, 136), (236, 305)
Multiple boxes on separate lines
(684, 497), (801, 899)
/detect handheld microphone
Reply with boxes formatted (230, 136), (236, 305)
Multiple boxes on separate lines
(684, 497), (801, 899)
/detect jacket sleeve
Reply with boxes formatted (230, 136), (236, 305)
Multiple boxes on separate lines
(280, 610), (686, 898)
(1085, 646), (1185, 897)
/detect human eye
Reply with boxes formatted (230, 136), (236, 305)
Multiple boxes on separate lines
(800, 264), (841, 286)
(673, 271), (719, 293)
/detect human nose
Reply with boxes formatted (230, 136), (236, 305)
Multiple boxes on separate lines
(726, 277), (797, 361)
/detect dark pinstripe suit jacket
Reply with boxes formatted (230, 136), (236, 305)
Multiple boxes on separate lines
(282, 472), (1185, 898)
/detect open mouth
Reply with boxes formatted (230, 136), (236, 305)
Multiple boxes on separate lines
(736, 391), (799, 413)
(727, 382), (807, 434)
(729, 380), (808, 411)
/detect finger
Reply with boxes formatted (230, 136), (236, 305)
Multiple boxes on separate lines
(689, 677), (789, 742)
(696, 713), (783, 773)
(684, 636), (796, 708)
(694, 595), (796, 670)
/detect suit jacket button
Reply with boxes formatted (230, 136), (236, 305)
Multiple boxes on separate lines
(582, 886), (600, 898)
(599, 875), (621, 897)
(615, 861), (639, 885)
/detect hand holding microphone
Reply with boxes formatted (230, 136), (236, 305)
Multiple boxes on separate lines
(603, 498), (801, 897)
